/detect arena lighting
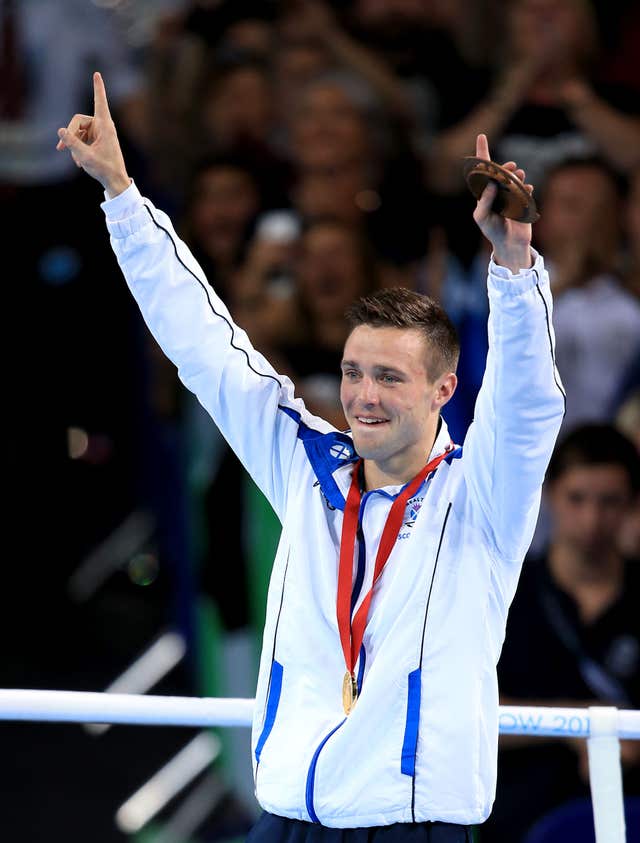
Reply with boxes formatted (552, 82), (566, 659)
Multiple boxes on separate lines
(115, 731), (221, 834)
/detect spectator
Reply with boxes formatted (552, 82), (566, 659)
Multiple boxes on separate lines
(292, 162), (373, 229)
(142, 151), (274, 607)
(533, 157), (640, 432)
(180, 155), (264, 295)
(178, 0), (278, 58)
(287, 70), (386, 173)
(196, 57), (276, 154)
(429, 0), (640, 198)
(273, 217), (381, 428)
(286, 70), (429, 263)
(346, 0), (492, 146)
(275, 0), (418, 135)
(484, 423), (640, 843)
(134, 152), (269, 436)
(234, 216), (382, 411)
(149, 45), (290, 207)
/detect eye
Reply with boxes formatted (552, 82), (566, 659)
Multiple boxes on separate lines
(379, 373), (400, 384)
(601, 494), (626, 509)
(343, 369), (360, 380)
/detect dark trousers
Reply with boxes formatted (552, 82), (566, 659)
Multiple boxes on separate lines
(246, 812), (472, 842)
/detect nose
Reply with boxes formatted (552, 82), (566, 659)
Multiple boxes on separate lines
(359, 376), (380, 406)
(579, 499), (608, 542)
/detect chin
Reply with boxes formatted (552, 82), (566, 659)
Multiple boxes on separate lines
(579, 541), (611, 561)
(350, 435), (385, 461)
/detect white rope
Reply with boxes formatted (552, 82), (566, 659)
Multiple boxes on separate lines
(0, 690), (254, 727)
(1, 690), (639, 738)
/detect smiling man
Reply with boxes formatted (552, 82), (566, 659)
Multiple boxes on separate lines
(57, 73), (566, 843)
(340, 290), (459, 491)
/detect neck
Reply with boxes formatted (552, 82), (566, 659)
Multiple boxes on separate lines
(362, 433), (439, 491)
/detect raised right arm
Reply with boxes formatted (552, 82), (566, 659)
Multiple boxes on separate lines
(110, 183), (328, 516)
(57, 73), (326, 518)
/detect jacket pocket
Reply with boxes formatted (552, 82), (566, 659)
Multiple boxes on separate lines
(255, 660), (284, 764)
(401, 668), (422, 776)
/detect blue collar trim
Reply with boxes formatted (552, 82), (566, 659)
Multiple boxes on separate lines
(278, 405), (357, 511)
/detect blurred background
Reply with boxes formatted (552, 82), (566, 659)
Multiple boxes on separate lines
(2, 0), (640, 840)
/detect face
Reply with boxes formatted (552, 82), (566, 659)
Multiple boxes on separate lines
(340, 326), (448, 473)
(509, 0), (592, 60)
(297, 224), (369, 318)
(291, 83), (369, 170)
(223, 19), (274, 57)
(536, 166), (619, 261)
(548, 464), (633, 559)
(203, 68), (273, 145)
(275, 43), (330, 112)
(294, 165), (368, 226)
(190, 167), (259, 262)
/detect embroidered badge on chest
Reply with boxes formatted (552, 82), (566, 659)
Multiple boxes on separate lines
(329, 442), (353, 461)
(404, 496), (424, 528)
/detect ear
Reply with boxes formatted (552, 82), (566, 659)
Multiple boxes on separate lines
(431, 372), (457, 410)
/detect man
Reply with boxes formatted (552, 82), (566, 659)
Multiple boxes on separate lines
(486, 422), (640, 842)
(533, 157), (640, 433)
(57, 73), (565, 841)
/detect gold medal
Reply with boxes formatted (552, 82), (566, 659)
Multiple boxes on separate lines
(337, 453), (451, 721)
(342, 670), (358, 715)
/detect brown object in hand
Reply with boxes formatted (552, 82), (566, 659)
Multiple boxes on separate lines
(463, 157), (540, 223)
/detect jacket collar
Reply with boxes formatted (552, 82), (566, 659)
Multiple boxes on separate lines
(333, 416), (453, 502)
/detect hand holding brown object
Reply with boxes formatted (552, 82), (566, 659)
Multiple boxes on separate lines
(470, 135), (534, 274)
(464, 157), (540, 223)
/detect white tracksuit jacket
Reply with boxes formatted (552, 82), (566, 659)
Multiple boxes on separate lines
(102, 182), (565, 828)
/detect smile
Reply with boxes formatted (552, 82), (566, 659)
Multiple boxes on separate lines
(355, 417), (389, 425)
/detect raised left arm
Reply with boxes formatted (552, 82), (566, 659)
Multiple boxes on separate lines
(461, 135), (566, 562)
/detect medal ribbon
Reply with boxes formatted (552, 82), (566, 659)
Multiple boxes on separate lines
(337, 448), (452, 679)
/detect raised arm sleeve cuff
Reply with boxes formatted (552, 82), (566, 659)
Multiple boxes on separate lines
(488, 248), (545, 296)
(100, 180), (149, 235)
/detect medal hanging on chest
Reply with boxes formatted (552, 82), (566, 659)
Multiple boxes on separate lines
(342, 670), (358, 715)
(336, 449), (452, 715)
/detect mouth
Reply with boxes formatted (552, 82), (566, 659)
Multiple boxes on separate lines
(354, 416), (390, 426)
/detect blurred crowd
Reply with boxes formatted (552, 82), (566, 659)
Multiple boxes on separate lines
(2, 0), (640, 841)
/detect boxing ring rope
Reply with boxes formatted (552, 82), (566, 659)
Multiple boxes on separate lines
(1, 691), (638, 843)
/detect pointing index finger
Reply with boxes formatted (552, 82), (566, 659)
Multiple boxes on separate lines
(476, 133), (490, 161)
(93, 71), (111, 120)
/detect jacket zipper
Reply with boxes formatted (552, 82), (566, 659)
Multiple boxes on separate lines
(306, 483), (441, 822)
(305, 718), (347, 822)
(305, 492), (373, 822)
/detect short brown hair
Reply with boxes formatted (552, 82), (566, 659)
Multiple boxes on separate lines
(345, 287), (460, 381)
